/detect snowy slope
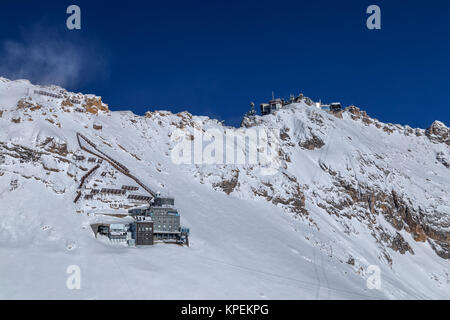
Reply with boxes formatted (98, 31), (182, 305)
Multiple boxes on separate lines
(0, 77), (448, 299)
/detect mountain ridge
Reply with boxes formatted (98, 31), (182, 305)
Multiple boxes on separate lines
(0, 77), (448, 299)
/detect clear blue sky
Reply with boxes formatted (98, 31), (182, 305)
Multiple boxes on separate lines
(0, 0), (449, 128)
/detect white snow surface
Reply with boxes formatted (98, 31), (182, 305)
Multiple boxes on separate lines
(0, 77), (448, 299)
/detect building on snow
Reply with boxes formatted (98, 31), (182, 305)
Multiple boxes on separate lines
(260, 98), (283, 115)
(128, 193), (190, 245)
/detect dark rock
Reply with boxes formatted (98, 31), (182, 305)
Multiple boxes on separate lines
(426, 121), (450, 146)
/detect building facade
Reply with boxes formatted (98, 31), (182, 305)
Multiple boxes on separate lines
(132, 217), (154, 245)
(127, 194), (190, 245)
(109, 223), (132, 244)
(260, 98), (283, 115)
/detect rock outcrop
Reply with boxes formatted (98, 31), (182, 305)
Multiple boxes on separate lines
(426, 121), (450, 146)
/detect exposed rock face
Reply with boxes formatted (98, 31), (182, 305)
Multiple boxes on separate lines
(344, 106), (375, 126)
(345, 105), (361, 120)
(360, 188), (445, 258)
(15, 98), (42, 113)
(298, 134), (325, 150)
(83, 97), (109, 115)
(312, 153), (449, 259)
(1, 77), (449, 299)
(61, 98), (73, 107)
(213, 169), (240, 195)
(426, 121), (450, 146)
(240, 115), (257, 128)
(252, 176), (307, 216)
(240, 114), (265, 128)
(93, 122), (103, 130)
(235, 101), (450, 260)
(0, 142), (42, 162)
(390, 232), (414, 254)
(11, 116), (20, 123)
(39, 137), (69, 157)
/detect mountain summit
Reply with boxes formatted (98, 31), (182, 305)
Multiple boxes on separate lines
(0, 77), (448, 299)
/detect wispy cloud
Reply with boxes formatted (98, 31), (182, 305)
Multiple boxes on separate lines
(0, 28), (108, 88)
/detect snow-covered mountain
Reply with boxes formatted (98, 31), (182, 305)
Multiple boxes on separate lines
(0, 77), (448, 299)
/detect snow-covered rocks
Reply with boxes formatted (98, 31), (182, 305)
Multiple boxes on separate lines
(0, 76), (448, 299)
(10, 111), (20, 123)
(426, 120), (450, 145)
(41, 154), (60, 172)
(83, 96), (109, 115)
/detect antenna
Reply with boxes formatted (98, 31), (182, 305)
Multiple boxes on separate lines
(272, 91), (275, 100)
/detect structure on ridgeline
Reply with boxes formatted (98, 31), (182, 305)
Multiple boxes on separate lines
(91, 192), (190, 247)
(258, 92), (342, 116)
(259, 92), (308, 116)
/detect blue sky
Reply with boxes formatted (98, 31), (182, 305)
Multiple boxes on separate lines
(0, 0), (449, 127)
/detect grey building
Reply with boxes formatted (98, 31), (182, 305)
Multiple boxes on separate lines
(91, 223), (133, 245)
(152, 196), (175, 207)
(127, 196), (180, 234)
(132, 216), (154, 246)
(148, 196), (181, 241)
(109, 223), (132, 244)
(128, 207), (148, 215)
(148, 196), (182, 241)
(320, 102), (342, 112)
(260, 98), (283, 116)
(127, 194), (190, 245)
